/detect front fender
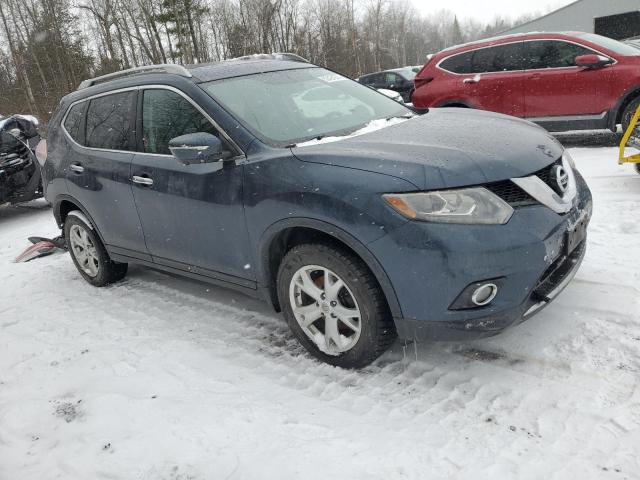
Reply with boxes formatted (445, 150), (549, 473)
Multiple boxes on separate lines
(257, 217), (403, 319)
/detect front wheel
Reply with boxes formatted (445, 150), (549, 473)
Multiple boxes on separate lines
(277, 243), (396, 368)
(621, 98), (640, 133)
(64, 214), (127, 286)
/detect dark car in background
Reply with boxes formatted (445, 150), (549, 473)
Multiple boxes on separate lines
(43, 58), (591, 368)
(412, 32), (640, 133)
(0, 115), (43, 205)
(357, 67), (418, 102)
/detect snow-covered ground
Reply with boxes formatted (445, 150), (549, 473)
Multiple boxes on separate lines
(1, 147), (639, 480)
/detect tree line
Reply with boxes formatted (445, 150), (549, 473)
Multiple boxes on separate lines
(0, 0), (541, 123)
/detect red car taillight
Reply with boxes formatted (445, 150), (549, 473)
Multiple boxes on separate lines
(414, 77), (433, 90)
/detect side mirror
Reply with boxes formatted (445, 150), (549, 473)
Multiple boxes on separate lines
(575, 54), (613, 69)
(168, 132), (229, 165)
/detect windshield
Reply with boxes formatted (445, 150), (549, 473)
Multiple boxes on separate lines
(575, 32), (640, 56)
(202, 67), (410, 146)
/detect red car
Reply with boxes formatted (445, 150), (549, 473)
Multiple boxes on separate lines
(412, 32), (640, 132)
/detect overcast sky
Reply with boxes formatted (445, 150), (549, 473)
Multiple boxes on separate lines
(410, 0), (576, 24)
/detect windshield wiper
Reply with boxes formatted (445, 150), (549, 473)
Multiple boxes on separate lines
(385, 114), (415, 121)
(287, 134), (326, 148)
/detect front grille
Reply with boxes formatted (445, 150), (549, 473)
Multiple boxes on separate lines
(485, 180), (538, 207)
(486, 157), (564, 208)
(532, 158), (562, 193)
(532, 240), (585, 300)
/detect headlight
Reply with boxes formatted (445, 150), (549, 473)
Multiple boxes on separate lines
(383, 187), (513, 224)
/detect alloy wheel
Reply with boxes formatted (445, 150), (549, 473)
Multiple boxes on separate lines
(69, 224), (100, 277)
(289, 265), (362, 356)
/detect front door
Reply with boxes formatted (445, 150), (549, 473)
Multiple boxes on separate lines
(130, 87), (254, 285)
(523, 40), (612, 118)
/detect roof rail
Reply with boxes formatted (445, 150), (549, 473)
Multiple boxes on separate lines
(229, 52), (309, 63)
(78, 64), (193, 90)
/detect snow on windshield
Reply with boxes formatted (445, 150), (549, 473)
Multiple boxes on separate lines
(295, 116), (411, 147)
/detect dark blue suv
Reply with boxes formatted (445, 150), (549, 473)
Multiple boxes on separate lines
(43, 58), (592, 368)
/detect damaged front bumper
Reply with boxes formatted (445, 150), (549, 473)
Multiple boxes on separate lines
(0, 121), (42, 205)
(0, 153), (42, 205)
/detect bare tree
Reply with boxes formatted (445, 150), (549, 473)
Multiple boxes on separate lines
(0, 0), (547, 122)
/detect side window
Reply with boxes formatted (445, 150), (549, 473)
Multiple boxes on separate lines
(525, 41), (595, 69)
(64, 102), (86, 144)
(85, 91), (135, 150)
(142, 89), (219, 155)
(471, 43), (524, 73)
(439, 51), (474, 74)
(384, 72), (400, 86)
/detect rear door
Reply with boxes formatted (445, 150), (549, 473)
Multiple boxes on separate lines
(64, 89), (149, 257)
(130, 87), (254, 285)
(523, 40), (612, 118)
(461, 42), (527, 117)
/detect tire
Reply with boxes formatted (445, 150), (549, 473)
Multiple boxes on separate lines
(277, 243), (396, 368)
(621, 98), (640, 133)
(64, 213), (127, 287)
(635, 163), (640, 175)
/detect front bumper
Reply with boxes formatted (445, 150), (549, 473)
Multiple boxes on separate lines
(0, 155), (42, 204)
(393, 240), (586, 341)
(368, 171), (592, 342)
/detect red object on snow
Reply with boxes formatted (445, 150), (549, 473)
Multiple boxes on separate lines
(14, 240), (58, 263)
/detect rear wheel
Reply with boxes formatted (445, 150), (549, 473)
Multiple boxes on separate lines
(64, 214), (127, 286)
(277, 243), (396, 368)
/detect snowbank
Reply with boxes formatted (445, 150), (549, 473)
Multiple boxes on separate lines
(0, 147), (638, 479)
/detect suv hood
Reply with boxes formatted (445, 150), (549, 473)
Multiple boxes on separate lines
(291, 108), (563, 190)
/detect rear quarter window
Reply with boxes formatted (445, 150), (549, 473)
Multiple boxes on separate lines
(63, 102), (86, 144)
(85, 91), (136, 151)
(360, 74), (377, 86)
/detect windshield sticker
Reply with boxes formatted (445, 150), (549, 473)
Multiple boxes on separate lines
(318, 73), (345, 83)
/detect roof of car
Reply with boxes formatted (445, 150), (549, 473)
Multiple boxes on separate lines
(187, 58), (315, 82)
(63, 58), (316, 103)
(360, 67), (413, 78)
(438, 31), (583, 55)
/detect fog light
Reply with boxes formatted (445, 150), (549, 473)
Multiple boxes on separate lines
(471, 283), (498, 306)
(449, 278), (503, 310)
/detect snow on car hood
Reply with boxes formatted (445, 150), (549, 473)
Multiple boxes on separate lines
(291, 108), (564, 190)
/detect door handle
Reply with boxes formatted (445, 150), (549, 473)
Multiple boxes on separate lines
(69, 163), (84, 173)
(529, 73), (541, 80)
(132, 175), (154, 186)
(463, 74), (481, 84)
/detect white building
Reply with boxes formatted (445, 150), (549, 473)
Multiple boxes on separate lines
(501, 0), (640, 39)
